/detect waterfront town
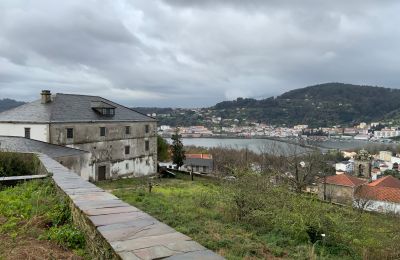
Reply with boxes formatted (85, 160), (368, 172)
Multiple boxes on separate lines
(157, 119), (399, 142)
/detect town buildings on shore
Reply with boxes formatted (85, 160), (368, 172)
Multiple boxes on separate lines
(0, 90), (157, 181)
(158, 121), (400, 143)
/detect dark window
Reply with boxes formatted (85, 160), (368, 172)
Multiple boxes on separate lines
(145, 140), (149, 151)
(100, 127), (106, 137)
(101, 108), (115, 116)
(125, 126), (130, 135)
(125, 146), (130, 155)
(67, 128), (73, 139)
(145, 124), (149, 134)
(24, 128), (31, 139)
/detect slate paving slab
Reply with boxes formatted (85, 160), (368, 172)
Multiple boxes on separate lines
(37, 153), (225, 260)
(99, 221), (176, 242)
(83, 206), (139, 216)
(89, 211), (152, 227)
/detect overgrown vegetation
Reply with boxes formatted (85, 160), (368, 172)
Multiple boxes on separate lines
(157, 135), (170, 162)
(97, 173), (400, 259)
(0, 152), (41, 177)
(0, 179), (88, 259)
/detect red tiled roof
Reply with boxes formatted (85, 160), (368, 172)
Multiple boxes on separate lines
(368, 175), (400, 188)
(355, 185), (400, 203)
(323, 174), (367, 187)
(185, 154), (212, 159)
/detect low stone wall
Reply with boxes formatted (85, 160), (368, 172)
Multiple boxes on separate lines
(37, 153), (224, 260)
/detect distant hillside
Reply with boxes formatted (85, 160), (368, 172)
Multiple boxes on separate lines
(212, 83), (400, 127)
(0, 99), (25, 113)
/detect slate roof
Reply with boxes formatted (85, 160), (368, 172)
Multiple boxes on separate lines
(323, 174), (367, 187)
(184, 157), (214, 169)
(0, 93), (155, 123)
(0, 136), (88, 158)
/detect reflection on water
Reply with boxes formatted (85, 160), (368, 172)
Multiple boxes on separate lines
(166, 138), (397, 155)
(175, 138), (309, 155)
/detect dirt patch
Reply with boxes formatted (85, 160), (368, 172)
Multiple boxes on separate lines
(0, 234), (82, 260)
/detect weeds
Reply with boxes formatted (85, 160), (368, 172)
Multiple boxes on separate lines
(98, 173), (400, 260)
(0, 179), (88, 257)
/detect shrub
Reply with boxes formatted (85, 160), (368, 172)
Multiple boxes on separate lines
(45, 224), (85, 249)
(0, 152), (40, 177)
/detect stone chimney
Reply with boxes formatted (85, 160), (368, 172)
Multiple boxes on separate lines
(41, 90), (51, 104)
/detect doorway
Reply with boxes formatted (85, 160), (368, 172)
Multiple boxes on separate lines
(98, 166), (106, 181)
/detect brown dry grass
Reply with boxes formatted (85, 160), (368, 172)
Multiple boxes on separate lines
(0, 234), (82, 260)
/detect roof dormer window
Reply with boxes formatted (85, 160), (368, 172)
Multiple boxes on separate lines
(102, 108), (115, 116)
(91, 101), (116, 117)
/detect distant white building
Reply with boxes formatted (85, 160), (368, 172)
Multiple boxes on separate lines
(354, 134), (369, 140)
(335, 160), (354, 173)
(374, 128), (400, 138)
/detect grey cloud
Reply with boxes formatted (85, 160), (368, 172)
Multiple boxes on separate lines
(0, 0), (399, 107)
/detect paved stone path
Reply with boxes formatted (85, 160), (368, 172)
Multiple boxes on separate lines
(37, 154), (224, 260)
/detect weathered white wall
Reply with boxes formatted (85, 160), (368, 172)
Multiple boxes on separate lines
(0, 123), (49, 142)
(110, 155), (156, 178)
(55, 153), (93, 181)
(354, 200), (400, 215)
(366, 200), (400, 214)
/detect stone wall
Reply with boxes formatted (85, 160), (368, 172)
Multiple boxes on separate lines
(49, 121), (157, 179)
(318, 183), (354, 205)
(37, 153), (224, 260)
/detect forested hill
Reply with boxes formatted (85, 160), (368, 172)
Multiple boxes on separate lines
(0, 99), (25, 113)
(212, 83), (400, 127)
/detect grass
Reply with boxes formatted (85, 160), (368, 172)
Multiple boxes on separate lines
(0, 179), (90, 259)
(97, 173), (400, 260)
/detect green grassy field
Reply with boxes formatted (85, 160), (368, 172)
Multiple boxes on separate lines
(0, 180), (90, 259)
(97, 174), (400, 260)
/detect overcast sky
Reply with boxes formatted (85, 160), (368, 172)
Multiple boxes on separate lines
(1, 0), (400, 107)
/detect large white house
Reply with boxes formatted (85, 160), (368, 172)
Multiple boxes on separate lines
(0, 90), (157, 181)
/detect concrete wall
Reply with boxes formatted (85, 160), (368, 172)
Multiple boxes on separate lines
(362, 200), (400, 215)
(55, 153), (93, 180)
(318, 183), (354, 205)
(0, 123), (49, 142)
(49, 122), (157, 179)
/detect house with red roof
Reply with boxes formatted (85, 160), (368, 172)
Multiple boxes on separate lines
(354, 175), (400, 214)
(318, 174), (368, 205)
(182, 153), (214, 173)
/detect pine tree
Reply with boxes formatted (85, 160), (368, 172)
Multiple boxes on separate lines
(171, 128), (185, 168)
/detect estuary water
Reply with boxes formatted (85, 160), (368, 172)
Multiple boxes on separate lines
(173, 138), (390, 155)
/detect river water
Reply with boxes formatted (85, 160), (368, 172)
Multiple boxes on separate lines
(170, 138), (395, 155)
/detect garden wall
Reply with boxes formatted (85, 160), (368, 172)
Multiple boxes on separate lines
(37, 153), (224, 260)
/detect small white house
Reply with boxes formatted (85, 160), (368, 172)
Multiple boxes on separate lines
(335, 160), (354, 173)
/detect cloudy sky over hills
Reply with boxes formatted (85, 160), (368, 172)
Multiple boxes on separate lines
(0, 0), (399, 107)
